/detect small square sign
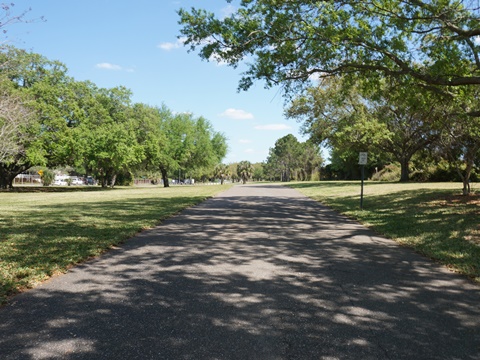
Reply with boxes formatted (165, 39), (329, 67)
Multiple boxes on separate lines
(359, 152), (368, 165)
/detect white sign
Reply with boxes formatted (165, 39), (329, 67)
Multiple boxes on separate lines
(358, 152), (368, 165)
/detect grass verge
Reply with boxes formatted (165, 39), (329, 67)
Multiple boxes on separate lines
(0, 184), (233, 304)
(288, 181), (480, 283)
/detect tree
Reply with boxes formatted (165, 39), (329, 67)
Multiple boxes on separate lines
(183, 116), (228, 174)
(439, 85), (480, 195)
(265, 134), (323, 182)
(157, 112), (227, 187)
(298, 141), (323, 181)
(287, 77), (442, 182)
(228, 162), (240, 183)
(263, 153), (281, 181)
(214, 163), (230, 185)
(29, 77), (96, 169)
(2, 47), (92, 171)
(0, 89), (35, 164)
(0, 88), (42, 188)
(440, 126), (480, 196)
(130, 103), (169, 181)
(0, 46), (228, 189)
(0, 47), (69, 188)
(179, 0), (480, 114)
(270, 134), (302, 182)
(82, 86), (144, 187)
(370, 82), (443, 181)
(252, 163), (264, 181)
(39, 168), (54, 186)
(237, 160), (254, 184)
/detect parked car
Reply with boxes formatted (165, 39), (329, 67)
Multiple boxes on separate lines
(70, 177), (84, 185)
(54, 177), (68, 186)
(86, 176), (96, 185)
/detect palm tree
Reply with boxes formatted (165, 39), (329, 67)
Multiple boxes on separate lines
(214, 163), (230, 185)
(237, 160), (254, 184)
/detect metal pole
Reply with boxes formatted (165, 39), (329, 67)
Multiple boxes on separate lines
(360, 165), (365, 210)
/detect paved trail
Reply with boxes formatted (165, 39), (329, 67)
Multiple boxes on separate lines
(0, 184), (479, 359)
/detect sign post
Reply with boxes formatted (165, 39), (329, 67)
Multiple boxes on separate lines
(358, 152), (368, 210)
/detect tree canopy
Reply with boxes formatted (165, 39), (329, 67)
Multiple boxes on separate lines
(265, 134), (323, 182)
(286, 77), (444, 181)
(237, 160), (254, 184)
(178, 0), (480, 112)
(0, 47), (227, 188)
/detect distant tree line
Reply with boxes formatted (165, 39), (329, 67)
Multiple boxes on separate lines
(0, 47), (227, 189)
(263, 135), (323, 182)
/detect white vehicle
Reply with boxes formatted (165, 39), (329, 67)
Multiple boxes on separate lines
(70, 177), (84, 185)
(54, 176), (68, 186)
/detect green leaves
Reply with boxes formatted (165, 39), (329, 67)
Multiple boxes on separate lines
(237, 160), (254, 184)
(178, 0), (480, 99)
(0, 47), (228, 188)
(265, 134), (323, 181)
(157, 111), (227, 186)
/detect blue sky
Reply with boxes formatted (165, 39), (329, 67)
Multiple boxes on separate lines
(6, 0), (308, 164)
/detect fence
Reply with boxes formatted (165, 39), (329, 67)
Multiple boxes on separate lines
(14, 174), (42, 185)
(133, 179), (153, 185)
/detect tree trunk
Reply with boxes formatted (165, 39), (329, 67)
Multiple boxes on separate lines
(109, 174), (117, 188)
(101, 175), (108, 188)
(0, 162), (31, 189)
(160, 168), (169, 187)
(0, 170), (15, 189)
(399, 159), (410, 182)
(458, 159), (474, 196)
(462, 180), (471, 196)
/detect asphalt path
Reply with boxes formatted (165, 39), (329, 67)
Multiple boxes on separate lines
(0, 184), (479, 359)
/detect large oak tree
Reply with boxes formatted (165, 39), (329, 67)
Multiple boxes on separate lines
(179, 1), (480, 111)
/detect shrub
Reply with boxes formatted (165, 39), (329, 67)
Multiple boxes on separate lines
(371, 164), (401, 182)
(40, 169), (55, 186)
(115, 171), (134, 186)
(409, 169), (430, 182)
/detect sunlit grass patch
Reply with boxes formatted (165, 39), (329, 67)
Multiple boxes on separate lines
(0, 184), (233, 304)
(289, 181), (480, 283)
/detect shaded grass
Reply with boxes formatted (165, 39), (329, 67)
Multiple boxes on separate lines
(0, 185), (233, 304)
(288, 181), (480, 283)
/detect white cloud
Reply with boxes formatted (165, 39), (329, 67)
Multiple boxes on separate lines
(244, 148), (255, 154)
(158, 42), (177, 51)
(239, 139), (252, 144)
(96, 63), (122, 71)
(158, 37), (187, 51)
(219, 108), (254, 120)
(172, 111), (193, 116)
(254, 124), (292, 131)
(95, 63), (134, 72)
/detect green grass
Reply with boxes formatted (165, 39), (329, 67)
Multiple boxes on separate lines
(288, 181), (480, 283)
(0, 184), (233, 304)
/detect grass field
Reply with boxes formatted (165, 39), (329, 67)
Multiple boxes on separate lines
(0, 184), (233, 304)
(288, 181), (480, 283)
(2, 181), (478, 305)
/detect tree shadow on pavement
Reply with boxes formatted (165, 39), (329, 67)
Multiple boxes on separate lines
(0, 186), (479, 359)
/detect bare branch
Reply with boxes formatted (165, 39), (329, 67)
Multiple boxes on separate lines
(0, 91), (36, 163)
